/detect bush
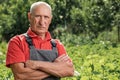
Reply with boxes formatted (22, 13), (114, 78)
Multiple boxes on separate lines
(0, 39), (120, 80)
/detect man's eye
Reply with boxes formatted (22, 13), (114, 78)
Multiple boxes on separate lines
(35, 15), (40, 17)
(44, 16), (49, 19)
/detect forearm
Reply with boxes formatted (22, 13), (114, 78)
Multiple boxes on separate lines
(15, 69), (49, 80)
(11, 63), (50, 80)
(25, 54), (74, 78)
(30, 61), (74, 77)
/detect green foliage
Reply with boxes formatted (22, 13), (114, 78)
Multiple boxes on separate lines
(0, 64), (13, 80)
(0, 41), (14, 80)
(0, 0), (120, 42)
(0, 41), (7, 63)
(0, 37), (120, 79)
(0, 0), (120, 79)
(62, 42), (120, 80)
(0, 0), (67, 41)
(68, 0), (120, 37)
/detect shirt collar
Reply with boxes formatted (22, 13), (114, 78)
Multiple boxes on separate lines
(26, 27), (51, 41)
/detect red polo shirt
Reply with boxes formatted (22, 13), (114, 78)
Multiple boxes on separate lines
(6, 28), (66, 67)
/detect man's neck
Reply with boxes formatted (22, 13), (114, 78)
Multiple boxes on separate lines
(30, 27), (46, 40)
(38, 33), (46, 40)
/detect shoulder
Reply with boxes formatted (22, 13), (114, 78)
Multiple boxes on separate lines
(53, 39), (63, 46)
(53, 39), (67, 55)
(8, 34), (26, 45)
(53, 39), (65, 50)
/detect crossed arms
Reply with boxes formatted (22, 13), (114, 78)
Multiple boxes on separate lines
(10, 54), (74, 80)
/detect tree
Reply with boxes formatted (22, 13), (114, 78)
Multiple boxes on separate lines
(0, 0), (120, 42)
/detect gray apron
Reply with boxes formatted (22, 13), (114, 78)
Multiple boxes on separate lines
(24, 33), (60, 80)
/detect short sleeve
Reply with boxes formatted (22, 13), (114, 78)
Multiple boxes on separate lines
(6, 36), (26, 67)
(56, 39), (67, 56)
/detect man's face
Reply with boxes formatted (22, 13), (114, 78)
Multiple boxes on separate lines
(28, 5), (52, 35)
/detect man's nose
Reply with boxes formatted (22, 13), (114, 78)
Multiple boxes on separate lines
(39, 17), (45, 25)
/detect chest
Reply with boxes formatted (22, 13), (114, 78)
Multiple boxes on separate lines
(22, 38), (53, 60)
(32, 39), (52, 49)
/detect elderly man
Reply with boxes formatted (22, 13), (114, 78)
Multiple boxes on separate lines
(6, 1), (74, 80)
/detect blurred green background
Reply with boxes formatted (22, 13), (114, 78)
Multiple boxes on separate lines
(0, 0), (120, 80)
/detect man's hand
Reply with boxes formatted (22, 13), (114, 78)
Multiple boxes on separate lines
(54, 54), (72, 64)
(25, 60), (39, 70)
(25, 54), (72, 70)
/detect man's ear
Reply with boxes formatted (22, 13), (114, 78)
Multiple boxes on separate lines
(50, 15), (53, 23)
(28, 12), (31, 22)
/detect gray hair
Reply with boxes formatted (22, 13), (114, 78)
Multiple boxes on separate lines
(30, 1), (52, 14)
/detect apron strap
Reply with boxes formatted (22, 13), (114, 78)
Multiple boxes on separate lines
(50, 39), (58, 55)
(23, 33), (34, 49)
(23, 33), (58, 54)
